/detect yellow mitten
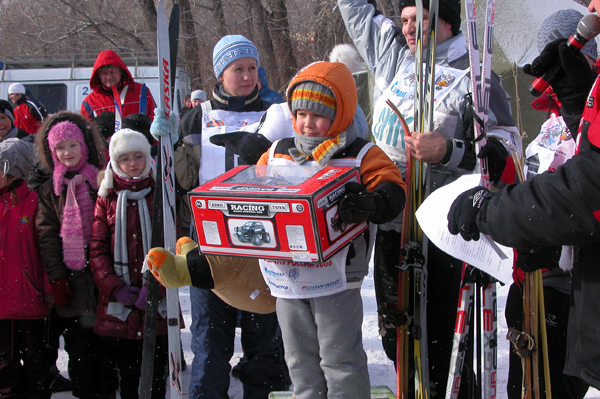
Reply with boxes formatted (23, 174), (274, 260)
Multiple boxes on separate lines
(147, 247), (192, 288)
(176, 236), (198, 256)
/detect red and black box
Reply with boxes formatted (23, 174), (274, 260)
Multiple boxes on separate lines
(189, 165), (367, 263)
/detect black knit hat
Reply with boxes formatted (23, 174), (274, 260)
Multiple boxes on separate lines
(94, 111), (115, 140)
(122, 113), (153, 146)
(0, 100), (15, 125)
(398, 0), (461, 36)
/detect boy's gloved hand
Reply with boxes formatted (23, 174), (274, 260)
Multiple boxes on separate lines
(150, 108), (178, 143)
(338, 182), (385, 224)
(50, 276), (72, 307)
(134, 285), (148, 310)
(113, 285), (140, 306)
(515, 246), (561, 273)
(209, 132), (272, 165)
(447, 187), (493, 241)
(478, 138), (515, 185)
(146, 237), (195, 288)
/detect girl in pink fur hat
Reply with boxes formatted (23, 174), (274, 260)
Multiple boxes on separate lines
(35, 111), (118, 399)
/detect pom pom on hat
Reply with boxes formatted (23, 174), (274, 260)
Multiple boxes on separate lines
(538, 9), (597, 61)
(290, 81), (337, 122)
(0, 138), (32, 180)
(8, 83), (25, 95)
(213, 35), (260, 78)
(0, 100), (15, 124)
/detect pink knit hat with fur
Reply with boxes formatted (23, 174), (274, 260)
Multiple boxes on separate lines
(47, 121), (98, 196)
(48, 121), (89, 165)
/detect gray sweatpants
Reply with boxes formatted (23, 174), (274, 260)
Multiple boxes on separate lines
(276, 288), (371, 399)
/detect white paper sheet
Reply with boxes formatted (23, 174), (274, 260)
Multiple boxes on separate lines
(415, 174), (513, 285)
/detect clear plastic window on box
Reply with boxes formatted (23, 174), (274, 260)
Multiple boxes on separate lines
(223, 164), (323, 187)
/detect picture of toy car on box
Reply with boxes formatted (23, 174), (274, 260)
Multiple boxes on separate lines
(233, 220), (272, 246)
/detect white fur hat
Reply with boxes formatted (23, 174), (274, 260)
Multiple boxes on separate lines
(99, 128), (152, 196)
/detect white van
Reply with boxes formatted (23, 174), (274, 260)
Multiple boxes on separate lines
(0, 57), (191, 115)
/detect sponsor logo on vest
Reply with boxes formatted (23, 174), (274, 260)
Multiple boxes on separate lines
(263, 267), (285, 278)
(288, 268), (299, 281)
(228, 203), (269, 216)
(301, 279), (341, 291)
(267, 279), (289, 291)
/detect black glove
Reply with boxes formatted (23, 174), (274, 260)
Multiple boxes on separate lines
(515, 246), (561, 273)
(478, 137), (509, 185)
(447, 186), (493, 241)
(338, 182), (385, 224)
(523, 38), (597, 116)
(209, 132), (272, 165)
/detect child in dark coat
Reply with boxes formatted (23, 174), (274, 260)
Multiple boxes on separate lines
(90, 128), (168, 399)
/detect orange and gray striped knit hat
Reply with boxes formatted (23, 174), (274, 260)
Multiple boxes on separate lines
(289, 81), (336, 121)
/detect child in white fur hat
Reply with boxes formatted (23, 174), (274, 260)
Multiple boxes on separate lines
(89, 128), (169, 399)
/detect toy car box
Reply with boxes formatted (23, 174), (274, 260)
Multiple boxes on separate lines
(189, 165), (368, 263)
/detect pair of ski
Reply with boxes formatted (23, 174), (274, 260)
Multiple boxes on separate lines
(140, 2), (182, 399)
(446, 1), (498, 399)
(393, 1), (438, 398)
(392, 0), (498, 398)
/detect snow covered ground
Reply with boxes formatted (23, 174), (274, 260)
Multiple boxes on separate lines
(53, 268), (600, 399)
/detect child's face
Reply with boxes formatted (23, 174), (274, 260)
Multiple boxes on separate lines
(55, 139), (82, 168)
(117, 151), (146, 178)
(295, 109), (333, 137)
(0, 170), (14, 190)
(0, 114), (12, 138)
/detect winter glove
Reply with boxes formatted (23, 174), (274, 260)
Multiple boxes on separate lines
(134, 285), (148, 310)
(209, 132), (272, 165)
(50, 276), (72, 307)
(515, 246), (561, 273)
(146, 237), (195, 289)
(113, 285), (140, 306)
(523, 38), (597, 116)
(447, 186), (494, 241)
(478, 138), (516, 186)
(150, 108), (179, 143)
(338, 182), (385, 224)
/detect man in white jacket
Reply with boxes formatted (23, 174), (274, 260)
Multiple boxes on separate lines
(338, 0), (522, 396)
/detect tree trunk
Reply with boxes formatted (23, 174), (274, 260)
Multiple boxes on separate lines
(179, 0), (204, 87)
(137, 0), (157, 33)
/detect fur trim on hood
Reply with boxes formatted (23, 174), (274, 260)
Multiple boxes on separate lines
(35, 111), (106, 173)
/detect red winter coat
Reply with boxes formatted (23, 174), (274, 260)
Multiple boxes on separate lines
(13, 97), (44, 135)
(90, 174), (168, 339)
(0, 181), (50, 319)
(81, 50), (156, 121)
